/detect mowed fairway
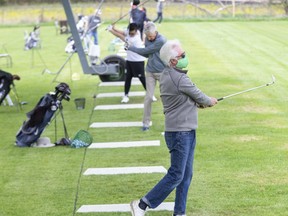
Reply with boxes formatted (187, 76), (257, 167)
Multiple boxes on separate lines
(0, 21), (287, 216)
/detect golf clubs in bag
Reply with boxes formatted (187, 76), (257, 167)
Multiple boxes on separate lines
(0, 69), (20, 105)
(15, 83), (71, 147)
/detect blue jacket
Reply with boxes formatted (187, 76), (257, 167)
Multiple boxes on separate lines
(130, 8), (146, 26)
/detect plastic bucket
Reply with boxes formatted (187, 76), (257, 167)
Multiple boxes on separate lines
(74, 98), (85, 110)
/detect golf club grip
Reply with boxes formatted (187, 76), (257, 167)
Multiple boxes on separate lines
(217, 97), (223, 101)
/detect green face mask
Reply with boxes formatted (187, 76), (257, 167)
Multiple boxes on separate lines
(176, 55), (189, 69)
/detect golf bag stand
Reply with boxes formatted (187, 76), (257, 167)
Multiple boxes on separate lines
(54, 103), (70, 146)
(15, 83), (71, 147)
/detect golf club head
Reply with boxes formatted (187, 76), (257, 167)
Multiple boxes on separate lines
(267, 75), (276, 86)
(271, 75), (276, 84)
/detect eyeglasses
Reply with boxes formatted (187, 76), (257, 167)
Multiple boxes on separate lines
(176, 52), (185, 59)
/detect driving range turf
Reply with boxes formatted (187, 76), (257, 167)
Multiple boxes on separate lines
(0, 20), (287, 215)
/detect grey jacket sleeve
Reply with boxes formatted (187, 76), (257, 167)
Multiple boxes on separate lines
(128, 39), (164, 57)
(178, 74), (212, 106)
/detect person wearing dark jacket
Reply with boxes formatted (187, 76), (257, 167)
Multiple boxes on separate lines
(130, 0), (146, 39)
(87, 9), (102, 45)
(130, 39), (218, 216)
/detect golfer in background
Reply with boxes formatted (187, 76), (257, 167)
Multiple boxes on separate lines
(127, 21), (166, 131)
(153, 0), (165, 24)
(107, 23), (146, 103)
(86, 9), (102, 45)
(130, 39), (218, 216)
(130, 0), (146, 40)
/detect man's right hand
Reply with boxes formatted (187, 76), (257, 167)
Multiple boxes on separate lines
(210, 97), (218, 106)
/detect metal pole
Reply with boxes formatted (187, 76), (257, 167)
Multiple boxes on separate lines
(61, 0), (91, 74)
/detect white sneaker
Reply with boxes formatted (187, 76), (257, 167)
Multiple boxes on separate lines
(152, 95), (157, 102)
(121, 95), (129, 103)
(130, 200), (146, 216)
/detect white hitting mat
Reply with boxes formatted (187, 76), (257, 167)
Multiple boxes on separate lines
(90, 121), (152, 128)
(99, 78), (141, 86)
(96, 91), (145, 98)
(88, 140), (160, 149)
(83, 166), (167, 175)
(94, 104), (144, 110)
(77, 202), (174, 213)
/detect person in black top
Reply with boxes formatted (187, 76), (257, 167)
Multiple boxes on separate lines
(87, 9), (102, 45)
(130, 0), (146, 40)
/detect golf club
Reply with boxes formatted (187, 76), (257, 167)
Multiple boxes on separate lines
(217, 75), (276, 101)
(95, 0), (105, 16)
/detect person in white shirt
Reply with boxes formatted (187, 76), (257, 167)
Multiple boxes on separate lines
(107, 23), (146, 103)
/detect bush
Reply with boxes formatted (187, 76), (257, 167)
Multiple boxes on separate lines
(0, 0), (7, 6)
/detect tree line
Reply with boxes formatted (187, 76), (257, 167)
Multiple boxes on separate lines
(0, 0), (131, 6)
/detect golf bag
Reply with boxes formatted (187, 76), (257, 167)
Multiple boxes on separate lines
(64, 14), (101, 56)
(24, 25), (40, 50)
(0, 70), (20, 105)
(65, 16), (89, 53)
(15, 83), (71, 147)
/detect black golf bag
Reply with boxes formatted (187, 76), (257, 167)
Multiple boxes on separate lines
(15, 83), (71, 147)
(0, 70), (19, 105)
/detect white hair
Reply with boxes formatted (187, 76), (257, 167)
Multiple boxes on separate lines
(144, 22), (157, 35)
(160, 39), (181, 66)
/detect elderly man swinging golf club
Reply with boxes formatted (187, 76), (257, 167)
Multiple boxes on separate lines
(130, 39), (218, 216)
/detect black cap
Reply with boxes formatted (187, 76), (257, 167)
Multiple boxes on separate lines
(133, 0), (140, 6)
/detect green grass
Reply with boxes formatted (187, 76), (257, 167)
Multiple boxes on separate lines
(1, 20), (288, 216)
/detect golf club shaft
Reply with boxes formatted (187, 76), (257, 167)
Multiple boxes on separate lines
(95, 0), (105, 16)
(11, 85), (22, 111)
(218, 78), (275, 101)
